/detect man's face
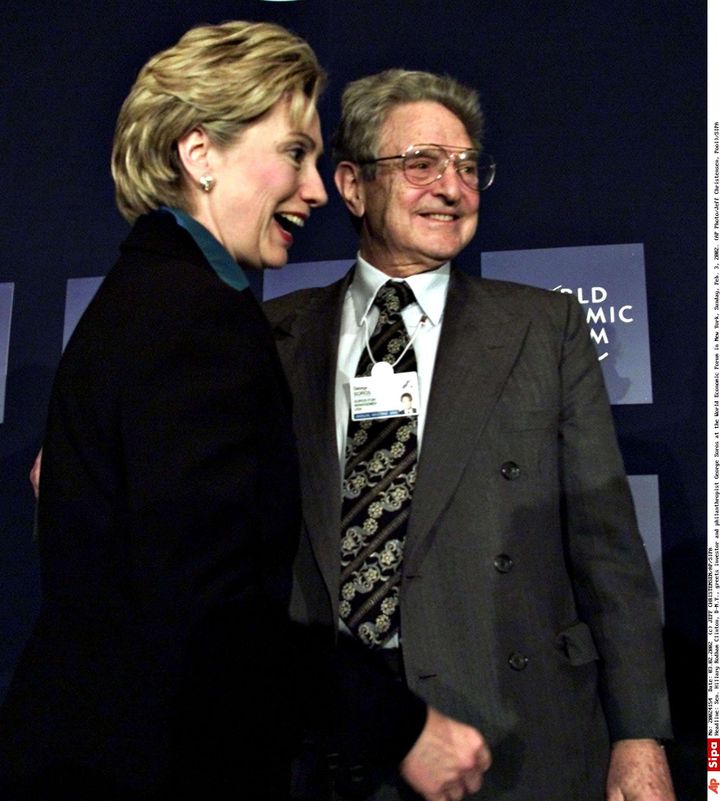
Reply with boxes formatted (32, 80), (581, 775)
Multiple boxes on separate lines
(348, 101), (481, 277)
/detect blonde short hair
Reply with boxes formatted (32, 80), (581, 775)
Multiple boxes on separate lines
(332, 69), (484, 178)
(112, 21), (325, 222)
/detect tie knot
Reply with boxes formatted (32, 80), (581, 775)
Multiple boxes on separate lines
(374, 281), (416, 316)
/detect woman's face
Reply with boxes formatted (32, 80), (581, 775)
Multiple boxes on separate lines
(189, 96), (327, 269)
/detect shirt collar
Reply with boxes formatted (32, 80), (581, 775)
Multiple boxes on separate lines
(162, 207), (249, 292)
(350, 253), (450, 327)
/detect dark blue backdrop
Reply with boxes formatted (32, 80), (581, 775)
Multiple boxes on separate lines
(0, 2), (705, 795)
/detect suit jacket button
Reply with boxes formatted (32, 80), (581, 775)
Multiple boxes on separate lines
(500, 461), (521, 480)
(508, 652), (529, 671)
(493, 554), (514, 573)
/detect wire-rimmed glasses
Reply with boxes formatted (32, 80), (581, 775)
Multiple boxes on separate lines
(359, 144), (496, 191)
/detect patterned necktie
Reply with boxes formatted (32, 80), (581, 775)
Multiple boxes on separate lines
(339, 281), (419, 648)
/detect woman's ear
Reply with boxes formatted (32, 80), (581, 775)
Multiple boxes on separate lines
(334, 161), (366, 219)
(176, 127), (212, 184)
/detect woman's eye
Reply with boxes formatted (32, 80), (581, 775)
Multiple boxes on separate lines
(289, 146), (307, 163)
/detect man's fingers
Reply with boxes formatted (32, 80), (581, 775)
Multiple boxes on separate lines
(479, 736), (492, 772)
(446, 784), (466, 801)
(400, 706), (492, 801)
(461, 764), (484, 795)
(29, 449), (42, 499)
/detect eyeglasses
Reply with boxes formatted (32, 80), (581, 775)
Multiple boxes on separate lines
(359, 144), (496, 192)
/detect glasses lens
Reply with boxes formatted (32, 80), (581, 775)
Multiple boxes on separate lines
(403, 147), (495, 191)
(404, 147), (444, 186)
(474, 154), (496, 191)
(453, 152), (496, 190)
(454, 151), (481, 189)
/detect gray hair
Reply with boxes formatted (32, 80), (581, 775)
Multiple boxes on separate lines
(332, 69), (485, 177)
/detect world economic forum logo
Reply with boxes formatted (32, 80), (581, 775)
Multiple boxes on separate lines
(551, 283), (635, 362)
(482, 243), (652, 405)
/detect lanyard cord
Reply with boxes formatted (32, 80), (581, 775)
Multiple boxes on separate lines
(362, 312), (428, 369)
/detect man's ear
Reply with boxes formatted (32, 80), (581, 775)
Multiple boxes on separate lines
(334, 162), (366, 218)
(176, 127), (212, 184)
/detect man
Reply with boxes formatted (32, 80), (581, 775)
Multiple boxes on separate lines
(265, 69), (675, 800)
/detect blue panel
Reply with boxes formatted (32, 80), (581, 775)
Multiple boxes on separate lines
(482, 244), (652, 405)
(627, 474), (663, 619)
(63, 277), (103, 350)
(0, 283), (14, 424)
(262, 259), (354, 301)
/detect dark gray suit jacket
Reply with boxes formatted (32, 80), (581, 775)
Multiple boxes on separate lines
(265, 266), (672, 801)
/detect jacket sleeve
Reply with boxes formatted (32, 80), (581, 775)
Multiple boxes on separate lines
(557, 293), (672, 741)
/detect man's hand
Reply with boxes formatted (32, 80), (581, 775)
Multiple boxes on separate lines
(606, 739), (675, 801)
(30, 448), (42, 499)
(400, 706), (491, 801)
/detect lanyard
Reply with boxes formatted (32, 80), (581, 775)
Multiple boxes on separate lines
(362, 312), (428, 373)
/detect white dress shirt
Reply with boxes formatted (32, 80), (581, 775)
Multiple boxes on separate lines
(334, 255), (451, 471)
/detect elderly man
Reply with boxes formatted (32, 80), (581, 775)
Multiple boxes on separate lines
(265, 69), (675, 800)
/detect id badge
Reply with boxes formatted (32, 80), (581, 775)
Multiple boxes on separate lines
(350, 365), (420, 421)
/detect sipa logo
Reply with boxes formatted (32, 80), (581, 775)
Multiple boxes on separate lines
(710, 777), (719, 794)
(709, 738), (720, 770)
(552, 285), (634, 362)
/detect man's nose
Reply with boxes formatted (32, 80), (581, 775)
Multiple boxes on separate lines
(431, 161), (463, 199)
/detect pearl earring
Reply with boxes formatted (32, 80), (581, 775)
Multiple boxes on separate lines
(199, 174), (215, 193)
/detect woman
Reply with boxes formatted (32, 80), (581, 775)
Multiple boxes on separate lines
(4, 21), (489, 801)
(0, 21), (327, 801)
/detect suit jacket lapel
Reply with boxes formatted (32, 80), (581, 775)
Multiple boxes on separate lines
(404, 270), (531, 571)
(276, 275), (351, 609)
